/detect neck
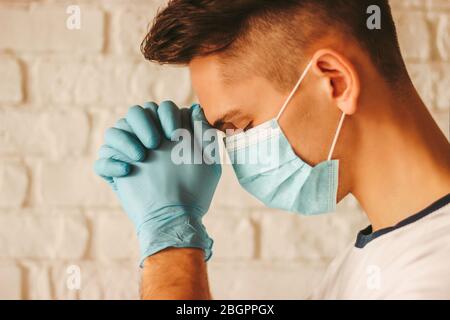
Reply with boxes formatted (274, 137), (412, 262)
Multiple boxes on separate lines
(351, 86), (450, 231)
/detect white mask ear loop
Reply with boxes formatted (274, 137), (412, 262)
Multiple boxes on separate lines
(276, 60), (314, 121)
(274, 59), (345, 161)
(327, 113), (346, 161)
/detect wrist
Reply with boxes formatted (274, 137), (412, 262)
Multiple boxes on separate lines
(136, 213), (213, 267)
(141, 247), (211, 300)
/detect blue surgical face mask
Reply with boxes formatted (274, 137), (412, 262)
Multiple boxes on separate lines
(224, 60), (346, 215)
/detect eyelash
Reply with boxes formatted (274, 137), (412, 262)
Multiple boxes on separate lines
(218, 118), (252, 132)
(243, 121), (253, 132)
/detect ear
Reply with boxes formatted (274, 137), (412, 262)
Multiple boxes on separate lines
(310, 49), (360, 115)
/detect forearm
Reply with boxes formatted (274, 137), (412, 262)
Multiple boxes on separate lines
(141, 247), (212, 300)
(94, 103), (219, 300)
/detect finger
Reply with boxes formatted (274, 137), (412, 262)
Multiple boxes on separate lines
(142, 102), (161, 139)
(158, 100), (182, 140)
(190, 103), (214, 129)
(114, 118), (133, 133)
(190, 104), (221, 165)
(180, 107), (192, 131)
(143, 101), (162, 138)
(98, 145), (134, 163)
(104, 127), (146, 161)
(94, 158), (131, 178)
(126, 105), (162, 149)
(143, 101), (159, 118)
(99, 175), (117, 191)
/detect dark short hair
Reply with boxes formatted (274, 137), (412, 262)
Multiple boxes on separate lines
(141, 0), (407, 89)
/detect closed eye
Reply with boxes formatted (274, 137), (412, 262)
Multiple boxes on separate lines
(213, 107), (245, 132)
(243, 121), (254, 132)
(214, 121), (237, 132)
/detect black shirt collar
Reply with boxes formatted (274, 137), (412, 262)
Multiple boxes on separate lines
(355, 193), (450, 249)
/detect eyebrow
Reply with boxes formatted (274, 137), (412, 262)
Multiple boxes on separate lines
(213, 108), (243, 131)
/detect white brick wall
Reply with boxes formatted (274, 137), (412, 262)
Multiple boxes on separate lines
(0, 0), (448, 299)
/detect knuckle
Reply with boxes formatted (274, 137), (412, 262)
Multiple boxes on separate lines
(132, 148), (145, 161)
(160, 100), (175, 108)
(97, 145), (109, 158)
(114, 118), (128, 128)
(144, 101), (158, 110)
(94, 159), (106, 175)
(104, 127), (119, 141)
(127, 105), (142, 115)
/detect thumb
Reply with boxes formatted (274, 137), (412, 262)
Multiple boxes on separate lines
(190, 104), (214, 129)
(190, 104), (221, 165)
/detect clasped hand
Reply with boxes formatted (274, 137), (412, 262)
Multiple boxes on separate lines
(94, 101), (221, 266)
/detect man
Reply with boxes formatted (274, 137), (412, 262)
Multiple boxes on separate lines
(94, 0), (450, 299)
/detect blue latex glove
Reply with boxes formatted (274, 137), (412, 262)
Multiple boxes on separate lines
(94, 101), (222, 266)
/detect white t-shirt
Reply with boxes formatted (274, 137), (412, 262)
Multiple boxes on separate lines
(311, 194), (450, 299)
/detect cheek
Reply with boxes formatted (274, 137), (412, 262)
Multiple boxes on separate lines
(247, 97), (286, 128)
(281, 96), (339, 165)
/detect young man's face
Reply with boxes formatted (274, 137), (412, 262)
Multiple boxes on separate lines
(189, 54), (342, 166)
(189, 55), (286, 133)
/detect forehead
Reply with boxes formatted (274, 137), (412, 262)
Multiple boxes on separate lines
(189, 56), (231, 120)
(189, 55), (283, 124)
